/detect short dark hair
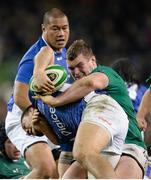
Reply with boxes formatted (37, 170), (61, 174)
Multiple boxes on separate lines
(43, 8), (67, 25)
(111, 58), (138, 83)
(0, 121), (8, 152)
(67, 39), (94, 61)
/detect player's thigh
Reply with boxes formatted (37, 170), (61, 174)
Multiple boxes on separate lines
(75, 95), (128, 155)
(73, 122), (111, 154)
(122, 144), (147, 177)
(115, 155), (143, 179)
(25, 142), (56, 169)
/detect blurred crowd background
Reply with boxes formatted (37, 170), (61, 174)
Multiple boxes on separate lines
(0, 0), (151, 121)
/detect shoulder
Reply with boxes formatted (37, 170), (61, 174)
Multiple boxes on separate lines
(21, 38), (47, 61)
(39, 46), (54, 54)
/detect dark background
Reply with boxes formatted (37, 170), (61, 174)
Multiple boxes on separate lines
(0, 0), (151, 120)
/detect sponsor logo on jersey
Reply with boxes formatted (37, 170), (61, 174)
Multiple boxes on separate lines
(49, 107), (72, 137)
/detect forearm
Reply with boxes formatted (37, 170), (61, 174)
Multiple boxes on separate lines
(137, 89), (151, 118)
(33, 46), (54, 76)
(14, 81), (32, 111)
(38, 73), (108, 107)
(54, 76), (95, 106)
(14, 94), (32, 111)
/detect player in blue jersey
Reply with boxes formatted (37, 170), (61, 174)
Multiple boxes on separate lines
(21, 84), (129, 179)
(5, 8), (71, 178)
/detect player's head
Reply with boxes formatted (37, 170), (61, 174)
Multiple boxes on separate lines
(0, 121), (21, 160)
(42, 8), (69, 51)
(111, 58), (138, 83)
(67, 39), (97, 80)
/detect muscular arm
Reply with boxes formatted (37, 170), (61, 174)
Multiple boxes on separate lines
(137, 89), (151, 131)
(56, 72), (108, 106)
(14, 46), (55, 111)
(138, 89), (151, 116)
(33, 46), (55, 92)
(36, 72), (109, 107)
(14, 81), (31, 111)
(33, 46), (54, 75)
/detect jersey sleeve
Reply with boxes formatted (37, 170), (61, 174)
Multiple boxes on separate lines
(15, 60), (34, 84)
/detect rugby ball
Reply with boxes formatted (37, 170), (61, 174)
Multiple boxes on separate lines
(29, 64), (68, 95)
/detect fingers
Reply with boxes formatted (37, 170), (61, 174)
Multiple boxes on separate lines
(32, 109), (40, 123)
(25, 127), (33, 135)
(32, 95), (41, 100)
(138, 119), (147, 132)
(34, 73), (55, 92)
(36, 83), (55, 92)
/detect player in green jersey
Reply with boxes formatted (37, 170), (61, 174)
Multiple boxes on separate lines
(34, 39), (147, 178)
(0, 121), (31, 178)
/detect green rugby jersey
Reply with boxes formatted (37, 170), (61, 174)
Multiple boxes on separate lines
(0, 155), (31, 179)
(92, 65), (146, 149)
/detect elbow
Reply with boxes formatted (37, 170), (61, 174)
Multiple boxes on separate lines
(14, 95), (19, 106)
(84, 79), (98, 91)
(14, 95), (23, 109)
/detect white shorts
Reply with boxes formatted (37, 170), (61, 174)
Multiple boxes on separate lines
(5, 104), (56, 156)
(82, 94), (129, 155)
(122, 143), (148, 173)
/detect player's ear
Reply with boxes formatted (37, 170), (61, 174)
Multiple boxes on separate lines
(41, 24), (45, 32)
(91, 55), (96, 62)
(91, 55), (97, 66)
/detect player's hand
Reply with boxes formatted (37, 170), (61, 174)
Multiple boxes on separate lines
(31, 109), (44, 136)
(137, 116), (147, 131)
(32, 109), (40, 124)
(21, 107), (35, 135)
(34, 71), (55, 92)
(33, 94), (58, 107)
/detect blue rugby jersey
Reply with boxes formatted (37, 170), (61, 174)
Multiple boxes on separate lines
(34, 89), (106, 151)
(7, 37), (72, 112)
(36, 96), (86, 151)
(127, 83), (148, 113)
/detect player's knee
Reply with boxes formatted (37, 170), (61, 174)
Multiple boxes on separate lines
(73, 148), (97, 166)
(73, 148), (87, 164)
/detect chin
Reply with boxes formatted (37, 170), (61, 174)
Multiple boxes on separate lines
(57, 43), (65, 48)
(12, 156), (20, 160)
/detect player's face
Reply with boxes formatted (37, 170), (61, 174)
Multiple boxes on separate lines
(68, 54), (96, 80)
(4, 139), (21, 160)
(42, 16), (69, 51)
